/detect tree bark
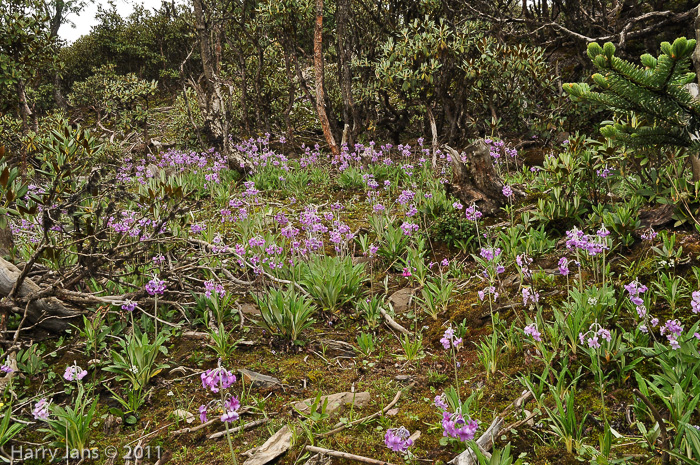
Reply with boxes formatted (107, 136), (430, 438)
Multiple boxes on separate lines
(443, 142), (505, 216)
(691, 6), (700, 182)
(427, 105), (438, 168)
(0, 257), (81, 333)
(16, 81), (33, 133)
(192, 0), (250, 172)
(313, 0), (339, 156)
(336, 0), (355, 148)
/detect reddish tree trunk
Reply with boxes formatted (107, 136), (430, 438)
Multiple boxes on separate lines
(313, 0), (339, 156)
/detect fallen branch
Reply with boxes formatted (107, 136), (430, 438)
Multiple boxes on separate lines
(450, 416), (503, 465)
(379, 307), (410, 335)
(305, 446), (398, 465)
(319, 390), (403, 437)
(208, 418), (269, 439)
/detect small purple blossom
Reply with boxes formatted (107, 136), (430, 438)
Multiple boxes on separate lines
(385, 426), (414, 453)
(502, 185), (513, 198)
(201, 367), (236, 393)
(440, 327), (463, 350)
(145, 276), (167, 296)
(63, 363), (88, 382)
(121, 300), (137, 312)
(524, 323), (541, 342)
(199, 405), (208, 423)
(32, 398), (50, 421)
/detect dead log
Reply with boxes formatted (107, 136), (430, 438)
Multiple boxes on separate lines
(0, 257), (81, 333)
(444, 142), (505, 216)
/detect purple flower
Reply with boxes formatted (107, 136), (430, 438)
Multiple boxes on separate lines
(434, 394), (448, 411)
(441, 258), (449, 267)
(145, 276), (167, 296)
(502, 185), (513, 198)
(624, 281), (647, 307)
(558, 257), (570, 276)
(400, 222), (419, 236)
(385, 426), (414, 453)
(440, 327), (462, 350)
(524, 323), (541, 342)
(32, 398), (50, 421)
(660, 319), (683, 349)
(641, 228), (657, 241)
(692, 291), (700, 314)
(121, 300), (137, 312)
(190, 223), (205, 234)
(221, 396), (241, 422)
(204, 280), (226, 299)
(1, 359), (13, 374)
(201, 367), (236, 393)
(452, 202), (463, 210)
(522, 287), (540, 306)
(199, 405), (208, 423)
(63, 363), (88, 382)
(465, 204), (482, 222)
(442, 412), (478, 442)
(479, 247), (501, 262)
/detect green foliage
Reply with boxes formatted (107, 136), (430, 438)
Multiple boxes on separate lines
(564, 37), (700, 152)
(103, 328), (168, 414)
(0, 405), (24, 461)
(39, 385), (98, 452)
(298, 255), (367, 312)
(252, 286), (316, 343)
(69, 64), (157, 137)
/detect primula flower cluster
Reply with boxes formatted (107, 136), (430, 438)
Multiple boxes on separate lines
(204, 280), (226, 299)
(579, 323), (612, 349)
(524, 323), (542, 342)
(63, 363), (88, 382)
(440, 327), (462, 350)
(660, 319), (683, 350)
(384, 426), (414, 453)
(434, 394), (479, 442)
(565, 227), (609, 256)
(145, 276), (167, 296)
(33, 398), (50, 421)
(201, 367), (237, 393)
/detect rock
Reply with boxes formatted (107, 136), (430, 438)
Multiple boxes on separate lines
(292, 391), (370, 417)
(389, 288), (415, 313)
(172, 409), (195, 424)
(394, 375), (412, 382)
(386, 408), (399, 417)
(242, 425), (292, 465)
(314, 339), (355, 356)
(239, 369), (282, 390)
(241, 303), (261, 316)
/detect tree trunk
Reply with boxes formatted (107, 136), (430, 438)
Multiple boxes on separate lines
(313, 0), (339, 156)
(427, 105), (438, 168)
(0, 257), (81, 333)
(336, 0), (355, 148)
(691, 6), (700, 182)
(443, 142), (505, 216)
(53, 72), (68, 111)
(192, 0), (250, 172)
(16, 81), (33, 133)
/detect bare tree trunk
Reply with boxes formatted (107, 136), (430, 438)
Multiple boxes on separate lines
(691, 6), (700, 182)
(313, 0), (339, 156)
(192, 0), (250, 172)
(16, 81), (33, 133)
(443, 142), (505, 216)
(427, 105), (438, 168)
(336, 0), (355, 148)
